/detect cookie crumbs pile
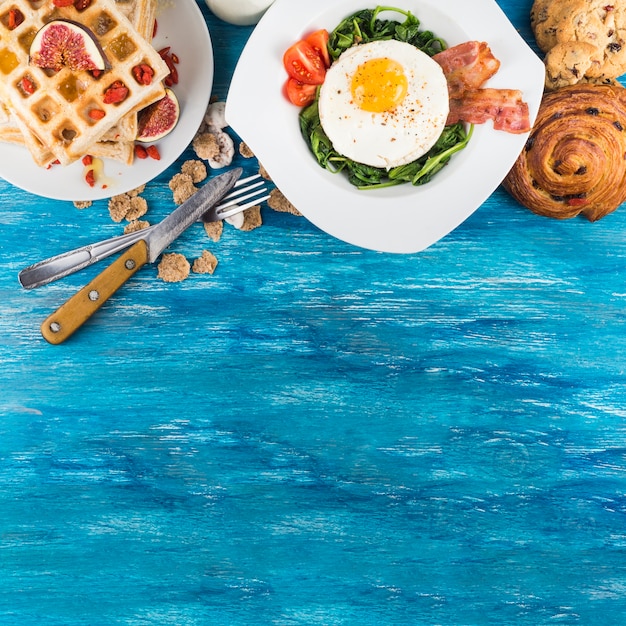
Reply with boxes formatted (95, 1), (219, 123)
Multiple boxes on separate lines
(169, 172), (198, 205)
(73, 100), (303, 284)
(181, 160), (207, 182)
(108, 193), (148, 222)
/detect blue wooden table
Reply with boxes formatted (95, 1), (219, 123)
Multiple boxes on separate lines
(2, 1), (626, 624)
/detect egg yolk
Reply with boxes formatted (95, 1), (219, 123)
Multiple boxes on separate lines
(350, 57), (408, 113)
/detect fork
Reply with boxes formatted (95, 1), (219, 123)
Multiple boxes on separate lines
(18, 174), (270, 290)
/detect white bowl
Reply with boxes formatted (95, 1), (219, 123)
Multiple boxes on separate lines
(226, 0), (545, 253)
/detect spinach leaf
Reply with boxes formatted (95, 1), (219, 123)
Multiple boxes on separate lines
(328, 6), (446, 60)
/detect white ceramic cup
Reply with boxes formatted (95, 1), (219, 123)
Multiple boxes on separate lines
(205, 0), (275, 26)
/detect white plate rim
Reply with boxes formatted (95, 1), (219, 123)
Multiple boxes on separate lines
(226, 0), (545, 253)
(0, 0), (213, 202)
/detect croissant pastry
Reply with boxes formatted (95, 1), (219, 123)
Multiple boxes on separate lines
(503, 84), (626, 220)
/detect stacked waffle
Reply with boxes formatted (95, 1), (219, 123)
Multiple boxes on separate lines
(0, 0), (167, 167)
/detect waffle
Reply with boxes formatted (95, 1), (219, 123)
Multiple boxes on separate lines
(98, 0), (158, 143)
(114, 0), (156, 41)
(0, 107), (134, 164)
(0, 0), (157, 164)
(0, 0), (169, 166)
(0, 100), (9, 123)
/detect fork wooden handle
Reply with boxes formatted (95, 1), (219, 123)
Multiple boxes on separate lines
(41, 240), (149, 345)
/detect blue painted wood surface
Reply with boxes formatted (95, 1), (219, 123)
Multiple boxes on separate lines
(2, 1), (626, 624)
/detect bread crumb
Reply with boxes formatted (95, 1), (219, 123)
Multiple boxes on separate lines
(124, 219), (150, 234)
(192, 250), (218, 274)
(125, 196), (148, 221)
(108, 192), (148, 223)
(240, 205), (262, 231)
(169, 172), (197, 205)
(268, 188), (301, 216)
(73, 200), (92, 209)
(157, 252), (190, 282)
(108, 195), (130, 222)
(168, 172), (191, 190)
(108, 196), (128, 222)
(127, 184), (146, 197)
(181, 159), (207, 183)
(259, 163), (272, 180)
(203, 220), (223, 242)
(192, 132), (220, 161)
(239, 141), (254, 158)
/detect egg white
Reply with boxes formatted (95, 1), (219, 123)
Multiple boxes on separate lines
(318, 39), (450, 170)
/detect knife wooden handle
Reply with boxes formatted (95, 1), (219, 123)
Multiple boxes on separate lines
(41, 240), (149, 345)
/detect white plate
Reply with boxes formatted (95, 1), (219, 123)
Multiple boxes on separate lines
(0, 0), (213, 202)
(226, 0), (545, 253)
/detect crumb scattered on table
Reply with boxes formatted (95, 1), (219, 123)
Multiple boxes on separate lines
(203, 220), (223, 242)
(239, 142), (254, 158)
(258, 163), (272, 180)
(192, 250), (218, 274)
(181, 159), (208, 183)
(168, 172), (197, 205)
(73, 200), (92, 210)
(125, 196), (148, 221)
(127, 184), (146, 197)
(192, 132), (220, 161)
(124, 219), (150, 234)
(157, 252), (190, 283)
(240, 205), (263, 231)
(268, 188), (301, 216)
(108, 193), (148, 222)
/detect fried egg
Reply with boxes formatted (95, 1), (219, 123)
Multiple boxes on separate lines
(318, 39), (450, 169)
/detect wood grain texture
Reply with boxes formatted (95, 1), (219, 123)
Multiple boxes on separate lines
(1, 1), (626, 623)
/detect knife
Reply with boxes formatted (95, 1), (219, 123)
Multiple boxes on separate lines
(40, 167), (243, 345)
(19, 174), (268, 290)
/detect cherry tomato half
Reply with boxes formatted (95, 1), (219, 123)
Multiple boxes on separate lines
(285, 78), (317, 107)
(283, 40), (326, 85)
(305, 29), (331, 69)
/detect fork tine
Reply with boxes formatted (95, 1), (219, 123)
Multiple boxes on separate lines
(218, 179), (265, 204)
(215, 186), (268, 211)
(216, 193), (272, 219)
(204, 175), (269, 221)
(234, 173), (261, 187)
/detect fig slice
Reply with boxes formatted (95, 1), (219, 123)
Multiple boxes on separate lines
(136, 88), (180, 142)
(30, 19), (109, 72)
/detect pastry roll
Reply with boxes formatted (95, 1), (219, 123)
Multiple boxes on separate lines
(503, 84), (626, 221)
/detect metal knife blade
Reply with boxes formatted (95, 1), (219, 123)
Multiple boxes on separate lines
(145, 167), (242, 262)
(40, 168), (242, 345)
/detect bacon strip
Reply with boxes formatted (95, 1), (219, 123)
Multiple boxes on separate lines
(433, 41), (500, 99)
(447, 88), (530, 134)
(433, 40), (530, 134)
